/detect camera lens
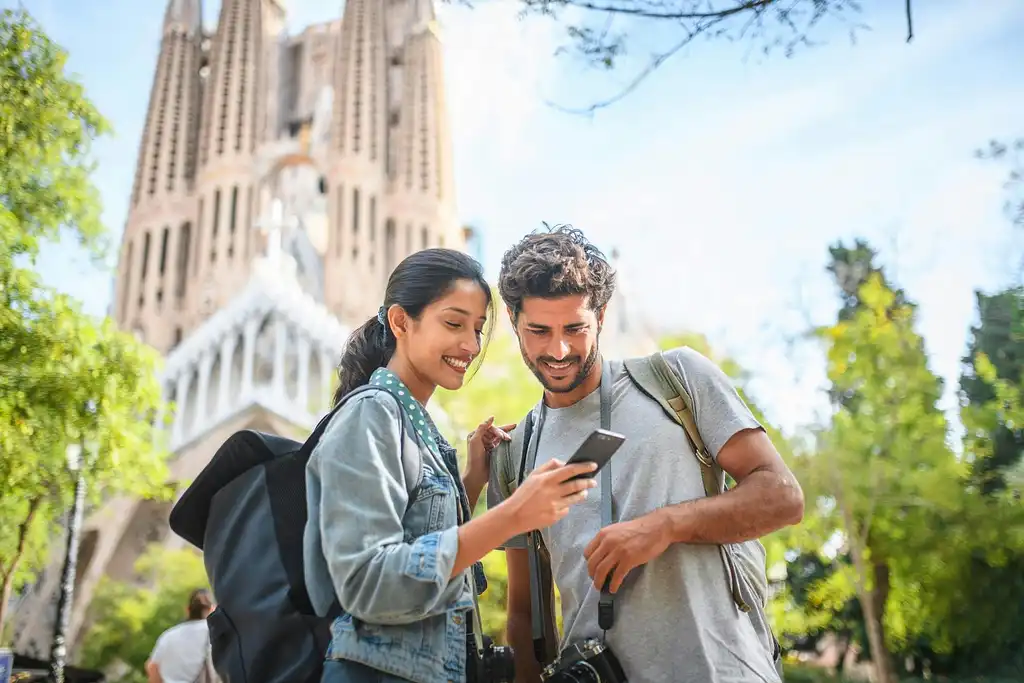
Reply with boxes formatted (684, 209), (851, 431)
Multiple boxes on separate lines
(492, 645), (516, 682)
(562, 661), (601, 683)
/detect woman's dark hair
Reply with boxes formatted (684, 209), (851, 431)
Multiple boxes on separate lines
(498, 223), (616, 322)
(333, 248), (493, 404)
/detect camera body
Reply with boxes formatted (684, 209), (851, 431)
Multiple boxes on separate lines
(466, 633), (515, 683)
(540, 638), (627, 683)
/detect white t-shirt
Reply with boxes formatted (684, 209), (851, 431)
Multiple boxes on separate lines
(149, 619), (210, 683)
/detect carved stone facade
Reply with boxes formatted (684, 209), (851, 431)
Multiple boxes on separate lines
(115, 0), (461, 357)
(11, 0), (462, 658)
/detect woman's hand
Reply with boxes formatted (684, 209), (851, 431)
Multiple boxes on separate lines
(505, 459), (597, 536)
(465, 416), (514, 485)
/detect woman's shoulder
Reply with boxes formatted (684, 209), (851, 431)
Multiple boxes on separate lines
(337, 387), (405, 416)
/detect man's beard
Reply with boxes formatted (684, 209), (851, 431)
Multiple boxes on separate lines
(521, 340), (600, 394)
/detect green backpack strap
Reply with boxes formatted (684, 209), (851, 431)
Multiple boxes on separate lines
(623, 351), (751, 613)
(622, 352), (724, 499)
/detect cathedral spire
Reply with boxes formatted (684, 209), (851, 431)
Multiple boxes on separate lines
(128, 0), (204, 210)
(197, 0), (284, 168)
(323, 0), (390, 323)
(163, 0), (202, 34)
(394, 1), (453, 211)
(411, 0), (436, 28)
(332, 0), (388, 163)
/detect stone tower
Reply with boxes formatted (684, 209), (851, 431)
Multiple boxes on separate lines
(11, 0), (464, 657)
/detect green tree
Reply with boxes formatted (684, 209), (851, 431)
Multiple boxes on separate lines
(791, 270), (958, 683)
(931, 316), (1024, 676)
(78, 546), (211, 683)
(0, 9), (170, 641)
(961, 287), (1024, 493)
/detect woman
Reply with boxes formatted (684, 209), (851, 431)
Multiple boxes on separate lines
(304, 249), (596, 683)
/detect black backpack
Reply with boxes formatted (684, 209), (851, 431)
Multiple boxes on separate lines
(168, 385), (395, 683)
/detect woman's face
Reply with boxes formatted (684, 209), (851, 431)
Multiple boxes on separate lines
(399, 278), (490, 392)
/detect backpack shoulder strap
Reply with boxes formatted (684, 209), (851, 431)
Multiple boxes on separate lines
(623, 351), (724, 499)
(495, 408), (536, 501)
(624, 351), (758, 614)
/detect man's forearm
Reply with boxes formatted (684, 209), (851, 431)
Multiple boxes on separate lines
(654, 469), (804, 545)
(145, 660), (163, 683)
(507, 611), (543, 683)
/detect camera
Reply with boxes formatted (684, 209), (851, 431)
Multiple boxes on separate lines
(540, 638), (627, 683)
(466, 632), (515, 683)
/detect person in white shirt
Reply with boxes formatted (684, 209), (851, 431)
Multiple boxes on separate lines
(145, 588), (214, 683)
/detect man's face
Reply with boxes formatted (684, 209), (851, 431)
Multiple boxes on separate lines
(512, 294), (603, 394)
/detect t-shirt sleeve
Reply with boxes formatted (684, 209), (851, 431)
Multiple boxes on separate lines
(487, 438), (528, 550)
(661, 346), (763, 460)
(148, 630), (170, 665)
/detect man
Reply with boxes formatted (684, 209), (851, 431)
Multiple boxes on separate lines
(487, 225), (804, 682)
(145, 588), (216, 683)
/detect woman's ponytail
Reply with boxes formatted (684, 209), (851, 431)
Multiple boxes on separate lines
(333, 307), (395, 405)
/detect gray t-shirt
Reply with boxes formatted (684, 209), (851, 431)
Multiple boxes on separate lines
(488, 347), (781, 683)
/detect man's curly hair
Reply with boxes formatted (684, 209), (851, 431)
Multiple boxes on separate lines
(498, 224), (617, 320)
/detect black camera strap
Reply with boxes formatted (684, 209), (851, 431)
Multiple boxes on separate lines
(596, 360), (616, 633)
(524, 359), (617, 659)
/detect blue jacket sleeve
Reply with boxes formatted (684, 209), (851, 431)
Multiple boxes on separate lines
(309, 392), (466, 624)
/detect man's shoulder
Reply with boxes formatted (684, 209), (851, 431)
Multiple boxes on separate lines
(489, 407), (537, 493)
(627, 346), (730, 391)
(655, 346), (716, 374)
(153, 619), (208, 659)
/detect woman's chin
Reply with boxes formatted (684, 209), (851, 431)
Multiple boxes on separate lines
(437, 371), (467, 392)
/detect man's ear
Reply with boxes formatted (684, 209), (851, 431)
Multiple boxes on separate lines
(596, 305), (607, 329)
(506, 305), (518, 333)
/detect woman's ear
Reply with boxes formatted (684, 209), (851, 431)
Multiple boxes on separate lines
(387, 305), (409, 339)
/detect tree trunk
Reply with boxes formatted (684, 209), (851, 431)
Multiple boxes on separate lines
(849, 546), (896, 683)
(869, 561), (897, 683)
(0, 496), (43, 646)
(0, 567), (15, 647)
(839, 503), (895, 683)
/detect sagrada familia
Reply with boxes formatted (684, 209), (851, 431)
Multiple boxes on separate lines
(10, 0), (654, 661)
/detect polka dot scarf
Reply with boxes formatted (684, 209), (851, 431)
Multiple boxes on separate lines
(368, 367), (439, 456)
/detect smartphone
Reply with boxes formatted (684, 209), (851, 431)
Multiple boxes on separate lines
(563, 429), (626, 481)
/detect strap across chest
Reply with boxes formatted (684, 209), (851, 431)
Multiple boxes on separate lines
(524, 360), (618, 637)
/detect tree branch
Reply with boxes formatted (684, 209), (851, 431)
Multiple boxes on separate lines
(0, 494), (44, 641)
(546, 24), (709, 115)
(531, 0), (775, 21)
(1, 495), (43, 580)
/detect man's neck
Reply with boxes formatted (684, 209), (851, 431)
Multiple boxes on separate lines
(543, 356), (603, 409)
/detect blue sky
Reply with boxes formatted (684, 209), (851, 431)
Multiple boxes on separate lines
(16, 0), (1024, 435)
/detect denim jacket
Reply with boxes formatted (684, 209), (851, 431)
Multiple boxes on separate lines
(304, 368), (477, 683)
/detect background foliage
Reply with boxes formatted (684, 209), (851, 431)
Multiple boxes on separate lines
(77, 547), (210, 683)
(0, 8), (171, 643)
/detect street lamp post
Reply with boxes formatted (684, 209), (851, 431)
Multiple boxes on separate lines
(48, 444), (87, 683)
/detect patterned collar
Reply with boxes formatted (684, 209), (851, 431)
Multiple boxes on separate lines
(369, 367), (439, 455)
